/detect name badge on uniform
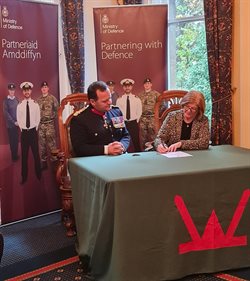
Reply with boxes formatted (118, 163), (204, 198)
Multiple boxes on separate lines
(111, 116), (125, 128)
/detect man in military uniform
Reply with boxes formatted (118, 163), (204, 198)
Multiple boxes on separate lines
(17, 82), (41, 184)
(3, 83), (19, 161)
(116, 78), (142, 152)
(37, 81), (59, 170)
(106, 80), (119, 105)
(138, 78), (160, 149)
(70, 81), (130, 157)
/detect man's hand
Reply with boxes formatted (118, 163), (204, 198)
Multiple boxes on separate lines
(108, 141), (124, 155)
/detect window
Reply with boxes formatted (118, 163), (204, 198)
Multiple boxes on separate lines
(144, 0), (211, 120)
(30, 0), (59, 3)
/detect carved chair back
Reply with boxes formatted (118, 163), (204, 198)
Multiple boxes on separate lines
(154, 90), (188, 132)
(58, 93), (89, 162)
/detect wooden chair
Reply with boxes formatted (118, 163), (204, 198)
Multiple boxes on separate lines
(55, 93), (89, 236)
(154, 90), (188, 132)
(144, 90), (187, 151)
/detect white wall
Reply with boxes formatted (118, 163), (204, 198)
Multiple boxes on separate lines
(232, 0), (250, 148)
(58, 3), (71, 98)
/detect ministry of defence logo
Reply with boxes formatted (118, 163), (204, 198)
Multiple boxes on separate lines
(2, 6), (9, 17)
(102, 14), (109, 24)
(0, 5), (23, 30)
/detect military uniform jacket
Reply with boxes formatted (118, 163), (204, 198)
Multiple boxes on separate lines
(116, 93), (142, 122)
(17, 98), (40, 130)
(70, 105), (130, 157)
(111, 92), (119, 105)
(37, 94), (59, 123)
(139, 89), (161, 117)
(3, 96), (19, 128)
(154, 110), (210, 150)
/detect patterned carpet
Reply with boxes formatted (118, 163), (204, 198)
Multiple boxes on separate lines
(0, 211), (77, 280)
(1, 211), (250, 281)
(3, 256), (250, 281)
(4, 256), (88, 281)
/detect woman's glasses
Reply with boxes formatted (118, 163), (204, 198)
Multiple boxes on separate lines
(183, 105), (198, 113)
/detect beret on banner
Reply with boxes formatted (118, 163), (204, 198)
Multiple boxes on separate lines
(41, 81), (48, 87)
(143, 78), (152, 84)
(20, 81), (33, 90)
(120, 78), (135, 86)
(106, 81), (115, 86)
(8, 83), (16, 90)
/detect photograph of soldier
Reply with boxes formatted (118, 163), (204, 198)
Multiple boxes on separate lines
(37, 81), (59, 170)
(106, 80), (119, 105)
(17, 82), (41, 184)
(116, 78), (142, 152)
(3, 83), (19, 162)
(139, 78), (161, 149)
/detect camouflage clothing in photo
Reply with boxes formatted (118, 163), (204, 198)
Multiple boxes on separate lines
(139, 89), (160, 148)
(37, 94), (59, 162)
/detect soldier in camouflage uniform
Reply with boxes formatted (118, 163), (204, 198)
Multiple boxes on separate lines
(37, 81), (59, 170)
(139, 78), (161, 150)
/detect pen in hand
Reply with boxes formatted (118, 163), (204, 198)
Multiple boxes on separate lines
(156, 142), (169, 153)
(162, 142), (167, 149)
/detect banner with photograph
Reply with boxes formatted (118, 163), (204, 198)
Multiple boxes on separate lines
(93, 5), (168, 94)
(0, 0), (60, 223)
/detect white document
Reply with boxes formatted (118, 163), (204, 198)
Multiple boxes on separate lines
(162, 151), (193, 158)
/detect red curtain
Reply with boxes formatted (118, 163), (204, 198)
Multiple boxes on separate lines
(61, 0), (85, 93)
(203, 0), (233, 145)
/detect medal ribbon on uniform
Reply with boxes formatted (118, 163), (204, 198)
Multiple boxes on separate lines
(103, 115), (108, 129)
(91, 108), (108, 128)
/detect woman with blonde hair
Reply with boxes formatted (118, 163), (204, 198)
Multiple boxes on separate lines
(154, 90), (210, 153)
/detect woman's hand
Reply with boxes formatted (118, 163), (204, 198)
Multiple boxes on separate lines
(156, 143), (169, 153)
(168, 141), (182, 152)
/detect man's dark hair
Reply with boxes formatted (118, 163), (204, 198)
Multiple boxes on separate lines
(87, 81), (108, 100)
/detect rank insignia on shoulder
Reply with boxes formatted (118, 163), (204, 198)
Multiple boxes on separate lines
(73, 106), (88, 116)
(111, 105), (119, 109)
(111, 116), (125, 128)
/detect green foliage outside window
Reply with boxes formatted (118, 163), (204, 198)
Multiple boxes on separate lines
(175, 0), (203, 17)
(167, 0), (212, 120)
(175, 21), (211, 119)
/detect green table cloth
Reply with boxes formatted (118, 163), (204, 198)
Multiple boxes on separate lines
(69, 145), (250, 281)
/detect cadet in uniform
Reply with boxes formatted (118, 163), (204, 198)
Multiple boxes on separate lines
(70, 81), (130, 157)
(138, 78), (161, 149)
(37, 81), (59, 170)
(106, 80), (119, 105)
(116, 78), (142, 152)
(3, 83), (19, 161)
(17, 82), (41, 184)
